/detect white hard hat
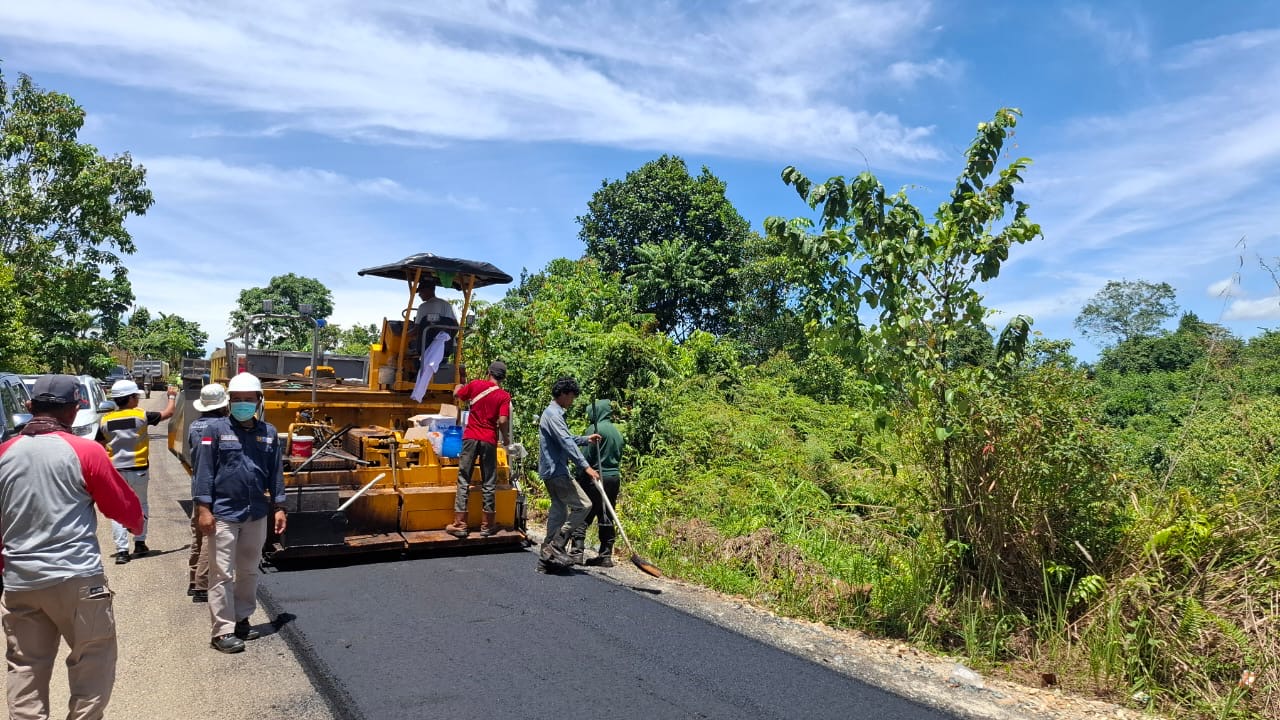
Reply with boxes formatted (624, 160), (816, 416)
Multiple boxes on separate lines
(109, 379), (146, 399)
(227, 372), (263, 393)
(192, 383), (229, 411)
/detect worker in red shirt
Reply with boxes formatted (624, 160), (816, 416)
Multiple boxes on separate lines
(446, 361), (512, 539)
(0, 375), (143, 720)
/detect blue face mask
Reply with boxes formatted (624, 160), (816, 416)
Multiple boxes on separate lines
(229, 401), (258, 422)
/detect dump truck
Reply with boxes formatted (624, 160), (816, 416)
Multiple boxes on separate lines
(169, 253), (527, 562)
(132, 359), (170, 396)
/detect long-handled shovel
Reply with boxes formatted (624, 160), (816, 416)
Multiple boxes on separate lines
(589, 474), (661, 578)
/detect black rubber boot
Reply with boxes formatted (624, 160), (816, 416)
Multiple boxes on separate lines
(538, 528), (573, 571)
(587, 527), (616, 567)
(569, 534), (586, 565)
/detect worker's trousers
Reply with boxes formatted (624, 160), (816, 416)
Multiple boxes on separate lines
(454, 439), (498, 513)
(110, 468), (148, 552)
(188, 514), (210, 591)
(577, 473), (619, 540)
(542, 474), (590, 542)
(207, 516), (268, 638)
(2, 573), (117, 720)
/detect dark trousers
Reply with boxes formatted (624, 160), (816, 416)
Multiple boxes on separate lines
(576, 474), (619, 542)
(454, 438), (497, 512)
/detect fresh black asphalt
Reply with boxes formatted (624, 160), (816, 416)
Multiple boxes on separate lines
(258, 548), (956, 720)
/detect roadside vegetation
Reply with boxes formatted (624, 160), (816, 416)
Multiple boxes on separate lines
(4, 64), (1274, 718)
(471, 115), (1278, 719)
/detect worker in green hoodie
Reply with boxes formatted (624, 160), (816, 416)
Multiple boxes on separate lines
(575, 399), (625, 567)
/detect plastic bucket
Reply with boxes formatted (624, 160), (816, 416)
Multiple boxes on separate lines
(291, 435), (314, 458)
(441, 426), (463, 458)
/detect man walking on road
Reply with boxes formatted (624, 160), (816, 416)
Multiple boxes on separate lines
(537, 376), (599, 571)
(446, 361), (512, 539)
(99, 378), (177, 564)
(0, 374), (144, 720)
(185, 383), (229, 603)
(193, 372), (287, 654)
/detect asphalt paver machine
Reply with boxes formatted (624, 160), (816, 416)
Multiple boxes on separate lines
(170, 253), (527, 562)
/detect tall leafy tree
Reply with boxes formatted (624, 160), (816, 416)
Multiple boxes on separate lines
(0, 257), (36, 371)
(467, 258), (672, 448)
(730, 232), (808, 362)
(327, 323), (379, 356)
(119, 306), (208, 368)
(229, 273), (334, 350)
(1074, 279), (1179, 346)
(577, 155), (752, 340)
(0, 68), (153, 371)
(765, 108), (1043, 579)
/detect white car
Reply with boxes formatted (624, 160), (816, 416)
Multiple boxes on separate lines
(20, 374), (117, 438)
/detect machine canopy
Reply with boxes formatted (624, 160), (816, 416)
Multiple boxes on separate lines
(357, 253), (513, 290)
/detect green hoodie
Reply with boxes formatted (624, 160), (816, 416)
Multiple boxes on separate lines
(583, 399), (624, 479)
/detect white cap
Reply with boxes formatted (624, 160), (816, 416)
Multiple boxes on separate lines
(192, 383), (229, 412)
(109, 379), (146, 399)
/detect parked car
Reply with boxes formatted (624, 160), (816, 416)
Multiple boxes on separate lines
(0, 372), (34, 442)
(71, 375), (116, 438)
(19, 374), (116, 438)
(103, 365), (130, 391)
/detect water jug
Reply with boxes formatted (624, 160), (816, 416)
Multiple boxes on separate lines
(441, 425), (463, 458)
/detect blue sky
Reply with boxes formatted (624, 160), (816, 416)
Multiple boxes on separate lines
(2, 0), (1279, 359)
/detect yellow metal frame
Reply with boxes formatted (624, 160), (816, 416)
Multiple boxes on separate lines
(254, 268), (517, 542)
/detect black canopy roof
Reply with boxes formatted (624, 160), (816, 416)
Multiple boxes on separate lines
(357, 253), (513, 290)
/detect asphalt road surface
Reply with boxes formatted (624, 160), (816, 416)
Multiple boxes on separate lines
(259, 550), (957, 720)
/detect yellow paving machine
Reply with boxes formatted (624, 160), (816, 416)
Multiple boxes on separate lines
(169, 253), (527, 561)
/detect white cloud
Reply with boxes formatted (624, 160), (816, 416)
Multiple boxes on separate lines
(1163, 28), (1280, 70)
(0, 0), (946, 165)
(1224, 297), (1280, 321)
(1062, 5), (1150, 65)
(886, 59), (954, 86)
(117, 156), (504, 348)
(140, 155), (485, 209)
(1011, 25), (1280, 293)
(1207, 276), (1240, 298)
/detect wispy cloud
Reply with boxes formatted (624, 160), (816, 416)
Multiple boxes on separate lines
(0, 0), (946, 165)
(1009, 27), (1280, 277)
(1207, 276), (1240, 298)
(886, 59), (955, 87)
(121, 156), (495, 342)
(1163, 28), (1280, 70)
(1062, 5), (1150, 65)
(986, 23), (1280, 349)
(141, 156), (483, 208)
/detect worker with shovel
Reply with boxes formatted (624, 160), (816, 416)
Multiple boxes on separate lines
(576, 399), (625, 567)
(536, 377), (600, 572)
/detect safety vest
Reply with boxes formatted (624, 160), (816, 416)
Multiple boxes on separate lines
(101, 407), (151, 469)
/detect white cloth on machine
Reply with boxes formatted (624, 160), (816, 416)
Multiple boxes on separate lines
(411, 331), (448, 403)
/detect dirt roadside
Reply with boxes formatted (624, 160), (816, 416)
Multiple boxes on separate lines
(5, 396), (335, 720)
